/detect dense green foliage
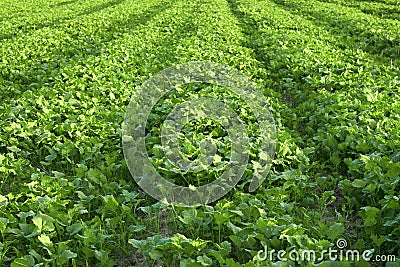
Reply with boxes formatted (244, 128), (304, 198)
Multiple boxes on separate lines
(0, 0), (399, 266)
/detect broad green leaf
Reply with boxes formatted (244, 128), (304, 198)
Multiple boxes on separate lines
(197, 255), (213, 266)
(328, 223), (345, 240)
(38, 234), (53, 248)
(227, 221), (242, 235)
(360, 207), (381, 226)
(10, 258), (30, 267)
(59, 250), (77, 259)
(32, 212), (55, 233)
(66, 223), (83, 236)
(351, 179), (367, 188)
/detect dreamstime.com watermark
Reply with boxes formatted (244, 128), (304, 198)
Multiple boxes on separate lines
(256, 239), (398, 263)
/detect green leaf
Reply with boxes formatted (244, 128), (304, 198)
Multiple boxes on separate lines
(227, 221), (242, 235)
(38, 234), (53, 248)
(179, 209), (198, 225)
(213, 154), (222, 164)
(0, 217), (8, 233)
(59, 250), (77, 259)
(224, 258), (242, 267)
(87, 168), (106, 184)
(387, 163), (400, 179)
(129, 225), (146, 233)
(0, 195), (8, 207)
(351, 179), (367, 188)
(328, 223), (345, 240)
(67, 223), (83, 235)
(360, 206), (381, 226)
(197, 255), (213, 266)
(359, 154), (370, 163)
(103, 195), (119, 211)
(128, 239), (147, 249)
(10, 258), (30, 267)
(149, 249), (163, 260)
(45, 151), (57, 162)
(370, 234), (385, 248)
(32, 212), (55, 233)
(217, 241), (231, 254)
(8, 146), (21, 153)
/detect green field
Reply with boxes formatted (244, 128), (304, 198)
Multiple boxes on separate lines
(1, 0), (399, 266)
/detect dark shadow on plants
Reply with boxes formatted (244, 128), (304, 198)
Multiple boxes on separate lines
(111, 0), (175, 32)
(0, 0), (126, 41)
(226, 0), (307, 122)
(0, 0), (201, 197)
(226, 0), (361, 178)
(357, 6), (400, 20)
(0, 0), (180, 186)
(0, 1), (217, 265)
(226, 1), (384, 258)
(225, 0), (325, 200)
(52, 0), (79, 7)
(359, 0), (398, 4)
(0, 0), (174, 104)
(273, 0), (400, 59)
(77, 0), (126, 16)
(58, 0), (177, 60)
(314, 0), (400, 20)
(226, 0), (283, 88)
